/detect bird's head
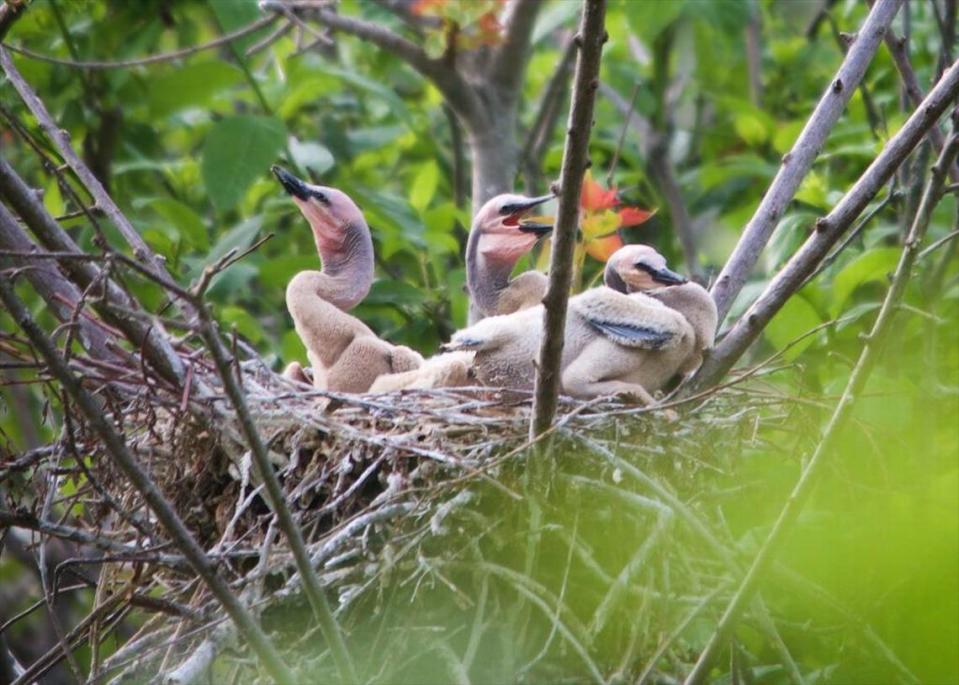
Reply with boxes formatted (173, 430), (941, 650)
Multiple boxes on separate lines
(471, 193), (555, 263)
(604, 244), (688, 293)
(272, 165), (366, 255)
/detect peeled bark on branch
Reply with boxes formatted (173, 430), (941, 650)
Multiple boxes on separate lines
(709, 0), (904, 323)
(529, 0), (607, 439)
(692, 58), (959, 391)
(685, 118), (959, 685)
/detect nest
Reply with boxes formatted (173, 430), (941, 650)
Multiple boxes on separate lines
(14, 344), (813, 685)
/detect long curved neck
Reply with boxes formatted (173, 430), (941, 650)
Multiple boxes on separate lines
(313, 221), (374, 310)
(466, 229), (519, 317)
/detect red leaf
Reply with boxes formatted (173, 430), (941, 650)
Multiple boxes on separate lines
(617, 206), (656, 227)
(580, 170), (618, 212)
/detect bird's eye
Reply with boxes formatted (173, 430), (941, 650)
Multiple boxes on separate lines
(499, 203), (519, 216)
(311, 190), (331, 206)
(634, 262), (655, 274)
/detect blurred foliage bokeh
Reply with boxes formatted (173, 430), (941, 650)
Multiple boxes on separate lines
(1, 0), (957, 683)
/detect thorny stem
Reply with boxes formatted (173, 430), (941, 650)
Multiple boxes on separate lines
(530, 0), (608, 439)
(684, 120), (959, 685)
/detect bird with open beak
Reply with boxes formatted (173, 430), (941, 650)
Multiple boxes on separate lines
(272, 165), (424, 392)
(465, 192), (554, 324)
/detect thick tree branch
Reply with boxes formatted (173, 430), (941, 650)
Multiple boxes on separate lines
(489, 0), (543, 93)
(0, 278), (297, 685)
(0, 0), (25, 42)
(0, 157), (188, 386)
(691, 59), (959, 390)
(530, 0), (607, 439)
(685, 119), (959, 685)
(0, 48), (195, 322)
(0, 213), (114, 362)
(262, 1), (481, 124)
(709, 0), (904, 323)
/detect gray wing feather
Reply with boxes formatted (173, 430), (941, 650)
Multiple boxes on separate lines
(587, 319), (675, 350)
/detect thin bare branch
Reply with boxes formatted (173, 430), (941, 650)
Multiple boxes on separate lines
(684, 120), (959, 685)
(0, 213), (114, 361)
(1, 15), (277, 68)
(0, 279), (297, 685)
(0, 47), (195, 320)
(692, 60), (959, 390)
(261, 1), (480, 124)
(191, 301), (357, 683)
(710, 0), (904, 322)
(530, 0), (608, 438)
(0, 157), (188, 386)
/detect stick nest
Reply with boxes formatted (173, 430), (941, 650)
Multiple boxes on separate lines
(13, 352), (811, 684)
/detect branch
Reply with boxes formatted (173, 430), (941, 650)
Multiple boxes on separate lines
(883, 25), (959, 181)
(0, 212), (115, 362)
(261, 1), (481, 124)
(1, 15), (277, 68)
(520, 34), (577, 192)
(709, 0), (904, 323)
(0, 48), (195, 321)
(684, 119), (959, 685)
(488, 0), (543, 93)
(0, 157), (188, 386)
(191, 301), (357, 683)
(0, 0), (25, 42)
(691, 59), (959, 390)
(529, 0), (607, 439)
(0, 278), (297, 685)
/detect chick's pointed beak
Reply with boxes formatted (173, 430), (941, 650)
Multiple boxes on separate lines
(517, 219), (553, 236)
(271, 165), (310, 201)
(650, 265), (688, 286)
(515, 193), (555, 236)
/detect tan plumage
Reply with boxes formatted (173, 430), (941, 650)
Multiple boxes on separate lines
(273, 166), (423, 393)
(445, 245), (716, 404)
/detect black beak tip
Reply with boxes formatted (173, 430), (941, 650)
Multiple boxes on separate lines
(272, 165), (308, 200)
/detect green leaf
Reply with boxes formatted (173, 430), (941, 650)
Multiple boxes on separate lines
(190, 216), (263, 281)
(831, 247), (900, 316)
(624, 0), (686, 41)
(364, 279), (427, 307)
(765, 294), (822, 361)
(148, 62), (243, 116)
(289, 137), (334, 176)
(148, 198), (209, 250)
(219, 305), (264, 343)
(409, 161), (439, 212)
(202, 116), (286, 212)
(209, 0), (262, 52)
(258, 255), (319, 290)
